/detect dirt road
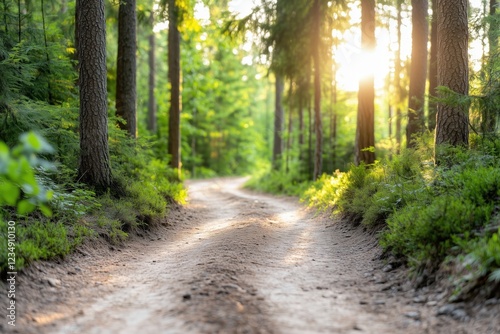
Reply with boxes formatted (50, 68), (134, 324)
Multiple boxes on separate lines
(4, 178), (498, 333)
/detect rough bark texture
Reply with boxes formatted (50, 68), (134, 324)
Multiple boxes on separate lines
(355, 0), (376, 165)
(312, 0), (322, 180)
(272, 75), (284, 169)
(435, 0), (469, 152)
(147, 10), (157, 133)
(406, 0), (428, 148)
(116, 0), (137, 137)
(168, 0), (181, 172)
(76, 0), (112, 191)
(428, 0), (438, 130)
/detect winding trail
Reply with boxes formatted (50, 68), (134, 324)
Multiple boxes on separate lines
(6, 178), (492, 333)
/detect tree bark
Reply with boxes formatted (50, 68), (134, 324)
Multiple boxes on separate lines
(147, 9), (157, 133)
(428, 0), (438, 130)
(330, 65), (337, 170)
(168, 0), (181, 172)
(355, 0), (376, 165)
(490, 0), (498, 51)
(76, 0), (112, 191)
(406, 0), (428, 148)
(116, 0), (137, 138)
(285, 79), (293, 173)
(435, 0), (469, 155)
(312, 0), (322, 180)
(272, 74), (284, 169)
(483, 0), (499, 133)
(395, 0), (403, 154)
(41, 0), (53, 104)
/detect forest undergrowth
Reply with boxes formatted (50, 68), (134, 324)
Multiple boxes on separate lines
(248, 133), (500, 298)
(0, 102), (186, 275)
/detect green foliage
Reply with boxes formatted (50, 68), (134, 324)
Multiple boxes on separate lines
(0, 220), (72, 272)
(0, 132), (54, 215)
(305, 140), (500, 285)
(457, 229), (500, 284)
(245, 163), (311, 196)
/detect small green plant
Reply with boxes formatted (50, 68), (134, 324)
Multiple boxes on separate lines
(0, 220), (72, 271)
(0, 132), (54, 215)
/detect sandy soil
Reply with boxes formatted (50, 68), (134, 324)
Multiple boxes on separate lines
(1, 177), (499, 333)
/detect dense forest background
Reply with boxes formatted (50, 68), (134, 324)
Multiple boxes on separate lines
(1, 0), (500, 296)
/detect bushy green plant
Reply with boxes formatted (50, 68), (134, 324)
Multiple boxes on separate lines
(0, 132), (54, 215)
(305, 139), (500, 285)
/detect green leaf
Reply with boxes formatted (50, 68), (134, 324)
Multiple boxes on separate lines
(0, 181), (21, 206)
(20, 132), (54, 154)
(17, 199), (36, 215)
(39, 204), (53, 217)
(488, 269), (500, 283)
(22, 131), (42, 151)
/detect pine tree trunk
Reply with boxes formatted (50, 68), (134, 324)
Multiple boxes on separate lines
(285, 80), (293, 173)
(76, 0), (112, 192)
(330, 67), (337, 170)
(428, 0), (438, 130)
(272, 74), (284, 169)
(116, 0), (137, 138)
(41, 0), (53, 104)
(483, 0), (499, 133)
(298, 86), (305, 175)
(395, 0), (403, 154)
(435, 0), (469, 156)
(312, 0), (322, 180)
(355, 0), (376, 165)
(168, 0), (181, 173)
(406, 0), (428, 148)
(147, 9), (157, 133)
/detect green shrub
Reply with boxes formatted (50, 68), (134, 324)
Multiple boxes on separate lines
(305, 141), (500, 285)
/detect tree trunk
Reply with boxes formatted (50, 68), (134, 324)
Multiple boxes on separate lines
(3, 0), (8, 34)
(297, 83), (305, 175)
(428, 0), (438, 130)
(147, 9), (157, 133)
(355, 0), (376, 165)
(76, 0), (112, 191)
(312, 0), (322, 180)
(116, 0), (137, 138)
(490, 0), (498, 51)
(395, 0), (403, 154)
(406, 0), (428, 148)
(285, 79), (293, 173)
(330, 66), (337, 170)
(483, 0), (499, 133)
(435, 0), (469, 157)
(272, 74), (284, 169)
(308, 97), (313, 178)
(41, 0), (53, 104)
(17, 0), (21, 43)
(168, 0), (181, 173)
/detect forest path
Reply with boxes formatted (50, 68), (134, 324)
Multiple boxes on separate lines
(10, 178), (479, 333)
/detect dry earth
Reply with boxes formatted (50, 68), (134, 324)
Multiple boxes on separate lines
(1, 177), (499, 333)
